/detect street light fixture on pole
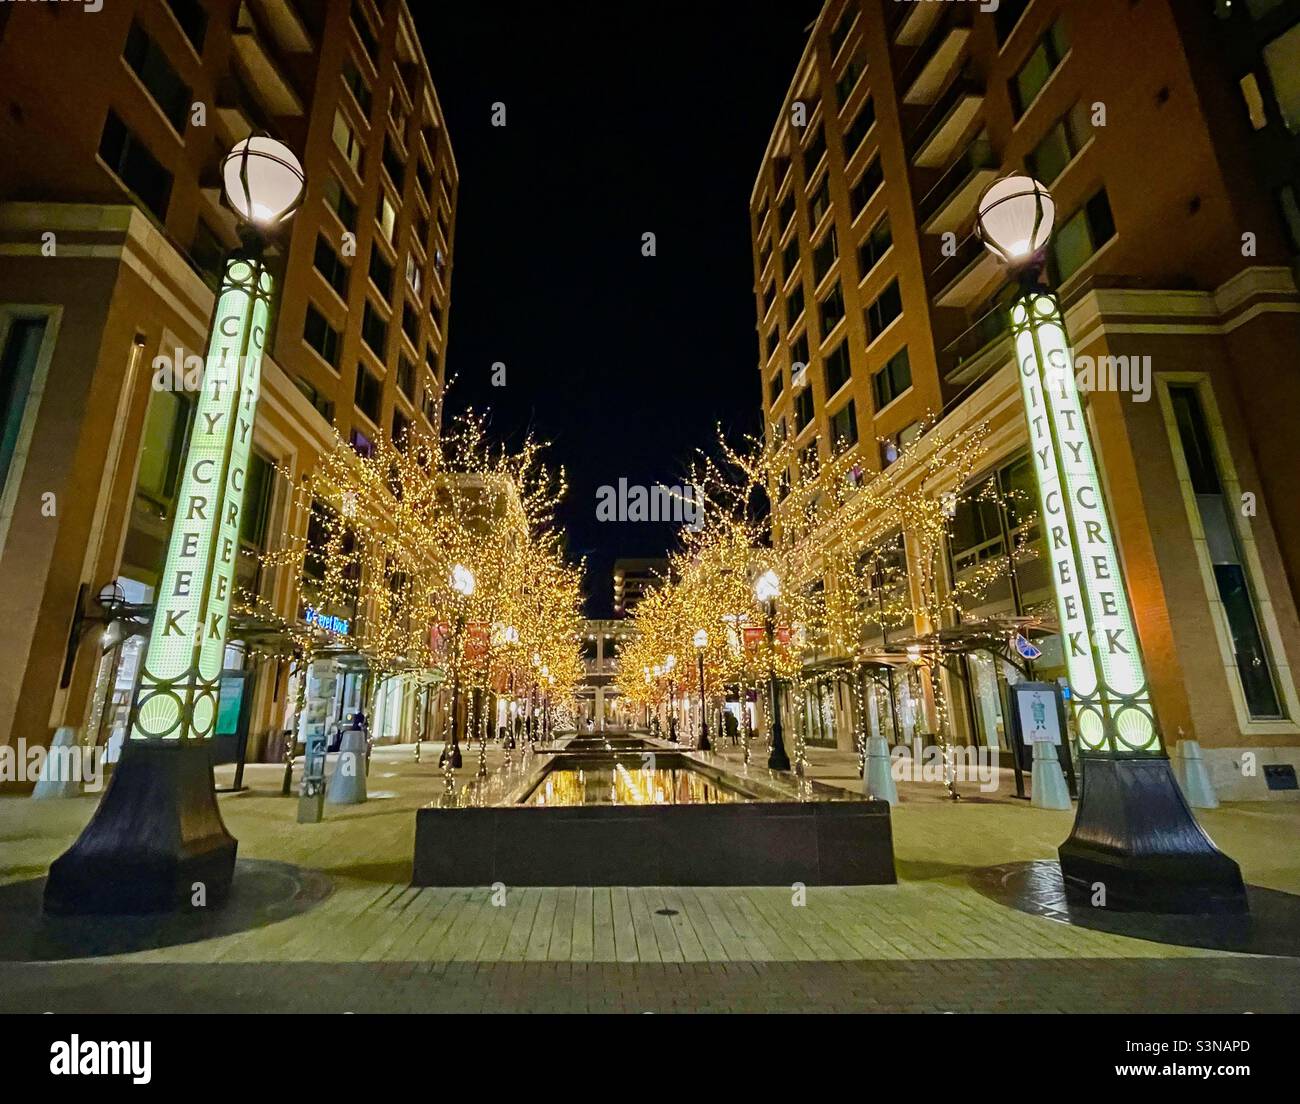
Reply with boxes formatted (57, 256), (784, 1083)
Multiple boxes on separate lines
(975, 174), (1245, 913)
(45, 137), (306, 914)
(664, 654), (678, 742)
(754, 570), (791, 771)
(693, 628), (711, 751)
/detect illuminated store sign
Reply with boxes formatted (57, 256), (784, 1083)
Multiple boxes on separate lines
(131, 257), (272, 740)
(305, 607), (351, 636)
(1011, 292), (1158, 754)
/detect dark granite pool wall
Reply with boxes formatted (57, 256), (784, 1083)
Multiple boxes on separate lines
(413, 800), (897, 887)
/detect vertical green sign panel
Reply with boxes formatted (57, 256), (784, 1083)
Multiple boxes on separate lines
(1011, 291), (1159, 755)
(132, 256), (272, 740)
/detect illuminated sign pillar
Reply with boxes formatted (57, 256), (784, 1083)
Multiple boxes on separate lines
(1012, 289), (1245, 913)
(132, 255), (272, 741)
(44, 253), (269, 915)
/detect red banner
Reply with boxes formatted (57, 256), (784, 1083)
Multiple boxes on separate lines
(464, 622), (490, 665)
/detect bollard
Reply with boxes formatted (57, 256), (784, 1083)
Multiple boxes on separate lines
(1174, 738), (1219, 809)
(862, 733), (898, 806)
(1030, 740), (1072, 809)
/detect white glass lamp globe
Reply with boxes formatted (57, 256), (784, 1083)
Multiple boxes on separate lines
(450, 563), (476, 597)
(222, 137), (306, 227)
(693, 629), (708, 649)
(754, 569), (782, 603)
(976, 174), (1055, 265)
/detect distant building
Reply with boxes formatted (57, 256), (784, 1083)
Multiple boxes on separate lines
(574, 620), (636, 730)
(612, 557), (667, 618)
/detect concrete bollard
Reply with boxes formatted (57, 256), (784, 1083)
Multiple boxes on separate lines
(31, 726), (84, 800)
(863, 734), (898, 806)
(1174, 739), (1219, 809)
(326, 727), (368, 805)
(1030, 741), (1072, 809)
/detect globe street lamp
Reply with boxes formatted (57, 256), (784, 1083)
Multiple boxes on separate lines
(440, 563), (475, 770)
(693, 629), (712, 751)
(46, 136), (305, 915)
(754, 570), (791, 771)
(975, 174), (1244, 912)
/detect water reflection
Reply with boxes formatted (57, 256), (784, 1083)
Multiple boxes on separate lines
(526, 765), (744, 806)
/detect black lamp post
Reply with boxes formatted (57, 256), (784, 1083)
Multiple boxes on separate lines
(665, 654), (679, 742)
(693, 629), (712, 751)
(439, 564), (475, 770)
(755, 570), (790, 771)
(974, 173), (1245, 913)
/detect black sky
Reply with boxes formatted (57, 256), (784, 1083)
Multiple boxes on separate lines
(418, 1), (823, 615)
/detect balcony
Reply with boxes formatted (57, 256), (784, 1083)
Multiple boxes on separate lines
(233, 2), (304, 117)
(910, 75), (983, 169)
(901, 19), (972, 106)
(939, 303), (1013, 390)
(930, 233), (1001, 309)
(917, 137), (999, 234)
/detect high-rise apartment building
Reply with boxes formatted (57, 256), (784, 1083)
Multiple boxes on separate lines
(0, 0), (457, 775)
(750, 0), (1300, 797)
(612, 557), (668, 618)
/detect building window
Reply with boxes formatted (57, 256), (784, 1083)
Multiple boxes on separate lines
(420, 385), (437, 423)
(397, 354), (416, 399)
(190, 218), (227, 291)
(762, 280), (776, 315)
(809, 177), (831, 225)
(872, 346), (911, 409)
(303, 304), (341, 368)
(368, 247), (393, 300)
(1263, 24), (1300, 133)
(858, 214), (892, 278)
(354, 364), (382, 423)
(850, 155), (884, 218)
(829, 4), (857, 56)
(377, 190), (398, 245)
(344, 58), (372, 117)
(764, 328), (778, 362)
(769, 371), (783, 407)
(382, 137), (405, 190)
(1050, 188), (1115, 283)
(994, 0), (1030, 44)
(835, 53), (864, 108)
(1169, 385), (1285, 717)
(98, 111), (173, 221)
(823, 339), (851, 397)
(795, 386), (815, 431)
(351, 0), (379, 61)
(842, 98), (876, 158)
(866, 278), (902, 342)
(0, 317), (50, 496)
(401, 301), (420, 344)
(361, 300), (388, 358)
(803, 125), (827, 180)
(332, 109), (363, 174)
(790, 333), (810, 375)
(1026, 101), (1092, 185)
(314, 234), (349, 299)
(323, 175), (357, 231)
(123, 20), (192, 133)
(782, 237), (801, 283)
(813, 227), (838, 283)
(405, 252), (423, 297)
(818, 281), (846, 336)
(132, 385), (191, 509)
(830, 400), (858, 453)
(1011, 17), (1069, 118)
(391, 406), (410, 446)
(779, 192), (796, 233)
(293, 375), (335, 424)
(799, 441), (820, 481)
(786, 285), (805, 329)
(166, 0), (208, 52)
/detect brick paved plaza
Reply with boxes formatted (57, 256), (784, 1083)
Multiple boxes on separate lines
(2, 740), (1297, 1014)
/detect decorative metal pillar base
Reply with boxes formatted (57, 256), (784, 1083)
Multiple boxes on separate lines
(1058, 756), (1246, 914)
(44, 742), (237, 915)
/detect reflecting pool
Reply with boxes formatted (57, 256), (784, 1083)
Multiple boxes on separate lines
(524, 764), (745, 806)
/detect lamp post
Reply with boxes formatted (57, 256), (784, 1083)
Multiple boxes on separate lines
(440, 564), (475, 770)
(45, 137), (305, 914)
(755, 570), (791, 771)
(974, 174), (1244, 912)
(693, 629), (712, 751)
(664, 654), (678, 742)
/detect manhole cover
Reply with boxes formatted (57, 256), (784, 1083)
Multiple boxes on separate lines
(654, 908), (679, 917)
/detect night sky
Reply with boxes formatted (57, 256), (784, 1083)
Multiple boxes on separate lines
(418, 1), (824, 616)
